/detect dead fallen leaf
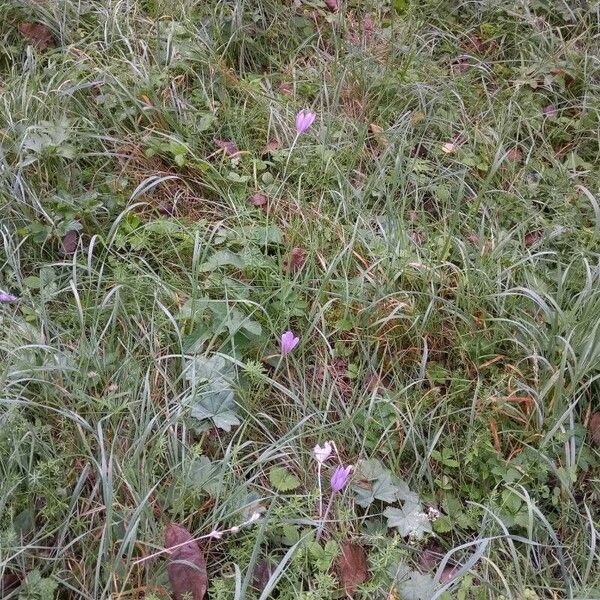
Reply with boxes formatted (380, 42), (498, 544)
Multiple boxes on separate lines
(463, 35), (486, 54)
(441, 142), (457, 154)
(61, 230), (79, 255)
(284, 247), (307, 274)
(451, 59), (470, 74)
(465, 232), (480, 245)
(506, 147), (523, 162)
(362, 14), (375, 41)
(250, 193), (268, 207)
(278, 82), (293, 96)
(251, 559), (272, 592)
(440, 565), (460, 583)
(262, 140), (281, 155)
(419, 546), (459, 584)
(369, 123), (388, 149)
(410, 143), (428, 158)
(1, 572), (21, 596)
(165, 523), (208, 600)
(336, 541), (368, 596)
(214, 139), (239, 157)
(409, 231), (425, 246)
(419, 547), (441, 571)
(159, 201), (175, 216)
(410, 111), (425, 125)
(18, 22), (55, 50)
(589, 412), (600, 447)
(524, 230), (542, 247)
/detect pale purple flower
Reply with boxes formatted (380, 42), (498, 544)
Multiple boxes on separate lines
(0, 291), (18, 302)
(330, 465), (352, 492)
(280, 330), (300, 356)
(295, 109), (316, 134)
(313, 441), (333, 465)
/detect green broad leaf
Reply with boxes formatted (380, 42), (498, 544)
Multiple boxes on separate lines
(308, 539), (339, 571)
(186, 355), (241, 431)
(235, 224), (283, 245)
(269, 467), (301, 492)
(199, 250), (248, 272)
(352, 460), (419, 507)
(384, 501), (432, 539)
(354, 459), (387, 481)
(281, 523), (300, 544)
(226, 171), (251, 183)
(187, 456), (222, 496)
(197, 112), (214, 132)
(433, 515), (453, 533)
(190, 387), (240, 431)
(185, 354), (235, 384)
(398, 570), (437, 600)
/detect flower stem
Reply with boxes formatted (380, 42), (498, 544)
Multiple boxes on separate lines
(283, 133), (300, 180)
(317, 462), (323, 520)
(316, 492), (335, 541)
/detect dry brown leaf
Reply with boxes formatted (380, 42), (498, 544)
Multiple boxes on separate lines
(1, 572), (21, 596)
(409, 231), (425, 246)
(336, 541), (368, 596)
(250, 193), (268, 207)
(165, 523), (208, 600)
(369, 123), (388, 148)
(451, 60), (470, 74)
(251, 559), (272, 592)
(283, 247), (307, 274)
(262, 140), (281, 155)
(410, 111), (425, 125)
(524, 230), (542, 247)
(589, 412), (600, 447)
(410, 143), (428, 158)
(214, 139), (239, 157)
(506, 148), (523, 162)
(61, 230), (79, 255)
(278, 82), (293, 96)
(440, 565), (459, 583)
(18, 22), (55, 50)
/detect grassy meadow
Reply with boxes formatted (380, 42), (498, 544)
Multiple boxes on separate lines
(1, 0), (599, 598)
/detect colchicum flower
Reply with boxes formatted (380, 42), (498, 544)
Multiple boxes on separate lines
(295, 109), (316, 134)
(330, 465), (352, 493)
(280, 330), (300, 356)
(0, 291), (18, 302)
(313, 441), (333, 465)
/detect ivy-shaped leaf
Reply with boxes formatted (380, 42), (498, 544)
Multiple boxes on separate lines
(352, 459), (419, 508)
(187, 456), (222, 496)
(185, 355), (241, 432)
(389, 562), (438, 600)
(398, 571), (437, 600)
(190, 387), (240, 432)
(269, 467), (301, 492)
(384, 500), (432, 539)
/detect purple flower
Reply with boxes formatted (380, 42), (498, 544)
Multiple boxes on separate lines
(0, 291), (18, 302)
(295, 110), (316, 135)
(280, 330), (300, 356)
(330, 465), (352, 493)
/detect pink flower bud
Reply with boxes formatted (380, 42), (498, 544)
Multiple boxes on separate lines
(295, 110), (316, 134)
(280, 330), (300, 356)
